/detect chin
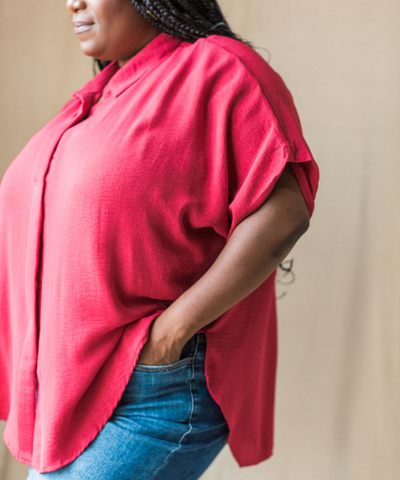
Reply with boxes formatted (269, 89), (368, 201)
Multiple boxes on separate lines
(79, 41), (105, 60)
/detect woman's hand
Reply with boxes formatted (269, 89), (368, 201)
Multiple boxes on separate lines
(136, 316), (186, 366)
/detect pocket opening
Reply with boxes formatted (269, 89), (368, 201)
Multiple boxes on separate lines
(134, 356), (193, 372)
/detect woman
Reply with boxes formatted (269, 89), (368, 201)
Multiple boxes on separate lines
(0, 0), (319, 479)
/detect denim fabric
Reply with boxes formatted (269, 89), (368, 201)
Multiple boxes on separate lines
(27, 333), (229, 480)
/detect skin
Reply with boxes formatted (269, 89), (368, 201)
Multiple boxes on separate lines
(66, 0), (162, 67)
(66, 0), (311, 366)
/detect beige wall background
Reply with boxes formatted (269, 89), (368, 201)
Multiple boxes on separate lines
(1, 0), (399, 479)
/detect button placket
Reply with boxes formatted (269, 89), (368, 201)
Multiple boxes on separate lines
(23, 94), (93, 442)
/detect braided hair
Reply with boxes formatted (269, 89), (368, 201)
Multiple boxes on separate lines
(96, 0), (250, 70)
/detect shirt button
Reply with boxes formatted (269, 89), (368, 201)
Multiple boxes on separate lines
(103, 86), (110, 95)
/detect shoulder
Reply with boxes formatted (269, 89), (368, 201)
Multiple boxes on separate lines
(196, 35), (268, 72)
(177, 35), (292, 103)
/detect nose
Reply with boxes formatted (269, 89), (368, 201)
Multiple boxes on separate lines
(66, 0), (86, 14)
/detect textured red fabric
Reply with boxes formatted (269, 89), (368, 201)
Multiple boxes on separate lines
(0, 33), (319, 473)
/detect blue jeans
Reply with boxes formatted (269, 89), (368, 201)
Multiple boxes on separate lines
(27, 333), (229, 480)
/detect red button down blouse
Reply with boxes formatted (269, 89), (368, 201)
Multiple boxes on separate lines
(0, 33), (319, 473)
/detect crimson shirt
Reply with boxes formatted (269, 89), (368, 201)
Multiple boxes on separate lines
(0, 33), (319, 472)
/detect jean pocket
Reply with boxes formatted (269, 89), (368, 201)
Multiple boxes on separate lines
(134, 356), (193, 373)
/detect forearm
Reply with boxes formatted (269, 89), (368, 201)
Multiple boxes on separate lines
(149, 164), (310, 350)
(154, 221), (307, 346)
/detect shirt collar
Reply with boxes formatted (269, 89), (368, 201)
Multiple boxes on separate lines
(72, 33), (182, 100)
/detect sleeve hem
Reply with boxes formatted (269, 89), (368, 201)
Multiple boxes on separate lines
(226, 146), (316, 241)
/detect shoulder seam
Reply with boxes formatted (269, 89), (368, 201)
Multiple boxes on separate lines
(202, 37), (274, 100)
(203, 37), (293, 148)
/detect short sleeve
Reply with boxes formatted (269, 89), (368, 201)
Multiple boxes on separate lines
(215, 50), (319, 240)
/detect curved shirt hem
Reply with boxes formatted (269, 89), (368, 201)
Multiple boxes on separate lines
(16, 315), (159, 473)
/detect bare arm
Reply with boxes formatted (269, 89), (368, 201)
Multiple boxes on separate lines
(137, 163), (310, 365)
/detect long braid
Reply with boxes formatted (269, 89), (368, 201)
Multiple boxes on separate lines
(133, 0), (247, 44)
(96, 0), (250, 70)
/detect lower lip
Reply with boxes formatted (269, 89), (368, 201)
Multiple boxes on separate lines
(74, 24), (94, 35)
